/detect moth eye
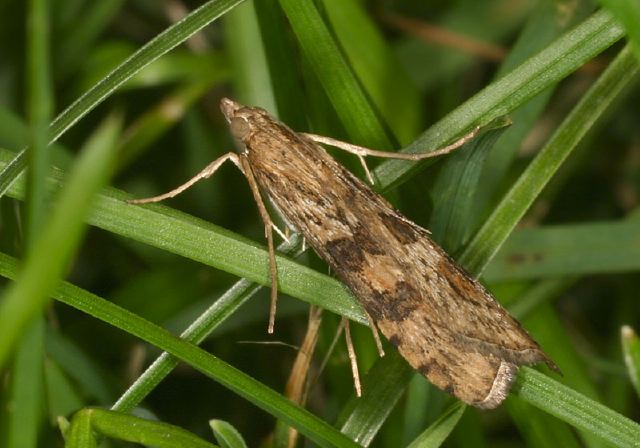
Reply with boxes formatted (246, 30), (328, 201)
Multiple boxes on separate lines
(230, 117), (250, 139)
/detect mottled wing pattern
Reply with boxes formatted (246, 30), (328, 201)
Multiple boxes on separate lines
(237, 105), (555, 408)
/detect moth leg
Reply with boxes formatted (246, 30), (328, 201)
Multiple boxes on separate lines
(272, 223), (290, 243)
(128, 152), (282, 333)
(127, 152), (239, 204)
(303, 127), (481, 162)
(238, 157), (280, 334)
(301, 236), (307, 252)
(356, 155), (375, 185)
(365, 313), (385, 357)
(343, 318), (362, 397)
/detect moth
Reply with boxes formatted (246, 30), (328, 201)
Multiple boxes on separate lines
(130, 98), (557, 409)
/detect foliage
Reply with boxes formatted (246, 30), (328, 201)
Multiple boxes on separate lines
(0, 0), (639, 447)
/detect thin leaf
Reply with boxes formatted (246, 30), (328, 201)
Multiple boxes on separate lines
(406, 402), (466, 448)
(0, 0), (245, 197)
(374, 10), (625, 192)
(484, 220), (640, 280)
(598, 0), (640, 62)
(320, 0), (423, 144)
(0, 114), (122, 369)
(278, 0), (393, 149)
(621, 325), (640, 398)
(210, 419), (248, 448)
(86, 408), (218, 448)
(460, 44), (639, 275)
(6, 319), (45, 448)
(111, 235), (304, 412)
(0, 253), (360, 448)
(513, 367), (640, 448)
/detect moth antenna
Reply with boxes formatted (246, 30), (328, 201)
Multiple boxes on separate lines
(239, 157), (280, 334)
(127, 152), (239, 204)
(344, 318), (362, 397)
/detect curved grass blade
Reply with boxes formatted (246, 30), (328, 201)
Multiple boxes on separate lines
(0, 0), (245, 197)
(0, 114), (122, 369)
(210, 419), (248, 448)
(66, 408), (217, 448)
(374, 10), (625, 191)
(112, 235), (304, 412)
(278, 0), (393, 149)
(0, 252), (360, 448)
(461, 44), (639, 275)
(513, 367), (640, 448)
(598, 0), (640, 61)
(406, 402), (466, 448)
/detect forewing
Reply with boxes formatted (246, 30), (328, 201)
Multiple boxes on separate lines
(242, 116), (554, 407)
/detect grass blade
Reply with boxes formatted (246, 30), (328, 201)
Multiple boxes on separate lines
(0, 0), (245, 197)
(0, 114), (122, 368)
(0, 252), (360, 448)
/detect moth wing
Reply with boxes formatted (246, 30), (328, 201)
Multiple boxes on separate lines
(382, 219), (555, 407)
(376, 317), (518, 408)
(327, 212), (556, 408)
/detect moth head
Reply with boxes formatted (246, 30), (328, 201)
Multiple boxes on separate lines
(220, 97), (253, 143)
(220, 97), (242, 120)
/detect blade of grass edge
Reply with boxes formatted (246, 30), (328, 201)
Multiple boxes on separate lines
(374, 9), (625, 192)
(0, 0), (245, 197)
(406, 402), (466, 448)
(0, 113), (122, 369)
(460, 44), (639, 275)
(513, 368), (640, 448)
(0, 253), (360, 448)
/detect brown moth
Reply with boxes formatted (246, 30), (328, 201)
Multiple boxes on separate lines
(131, 98), (557, 409)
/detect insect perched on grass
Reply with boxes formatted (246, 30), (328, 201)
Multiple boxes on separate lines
(129, 98), (557, 409)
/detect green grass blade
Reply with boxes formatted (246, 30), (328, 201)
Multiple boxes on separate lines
(0, 253), (360, 448)
(621, 326), (640, 398)
(0, 0), (245, 197)
(85, 408), (218, 448)
(224, 0), (275, 110)
(428, 120), (509, 250)
(406, 402), (466, 448)
(598, 0), (640, 61)
(484, 220), (640, 280)
(25, 0), (53, 242)
(513, 367), (640, 448)
(65, 410), (97, 448)
(506, 396), (582, 448)
(112, 235), (304, 412)
(474, 0), (593, 218)
(210, 419), (248, 448)
(319, 0), (423, 144)
(374, 10), (625, 191)
(338, 350), (414, 445)
(0, 114), (122, 369)
(460, 44), (639, 275)
(278, 0), (393, 149)
(6, 319), (44, 448)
